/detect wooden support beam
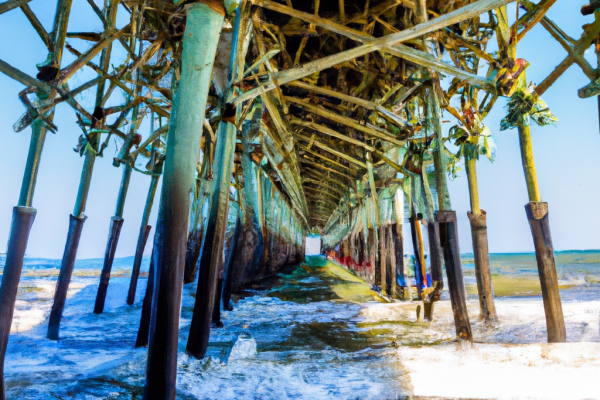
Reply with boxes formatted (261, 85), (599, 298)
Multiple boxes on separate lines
(535, 18), (600, 95)
(294, 131), (367, 168)
(234, 0), (509, 104)
(287, 96), (406, 146)
(288, 81), (409, 127)
(521, 0), (595, 80)
(300, 159), (358, 181)
(0, 0), (32, 15)
(20, 4), (53, 51)
(291, 118), (412, 177)
(298, 143), (355, 172)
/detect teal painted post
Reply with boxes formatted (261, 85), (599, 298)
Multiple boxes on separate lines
(186, 4), (246, 359)
(144, 3), (224, 397)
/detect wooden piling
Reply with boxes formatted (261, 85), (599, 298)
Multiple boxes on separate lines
(229, 124), (264, 291)
(135, 251), (154, 348)
(222, 216), (242, 310)
(465, 154), (497, 322)
(143, 3), (224, 397)
(437, 210), (473, 341)
(366, 153), (384, 291)
(387, 225), (397, 297)
(184, 169), (210, 284)
(525, 202), (566, 342)
(128, 169), (161, 305)
(47, 214), (87, 339)
(186, 117), (236, 359)
(421, 164), (444, 319)
(0, 0), (73, 394)
(94, 162), (131, 314)
(0, 207), (36, 397)
(408, 214), (424, 300)
(48, 132), (99, 339)
(517, 123), (566, 342)
(467, 211), (497, 322)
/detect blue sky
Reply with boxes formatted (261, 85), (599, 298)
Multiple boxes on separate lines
(0, 1), (599, 258)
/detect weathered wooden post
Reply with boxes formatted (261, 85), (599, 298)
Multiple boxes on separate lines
(48, 0), (121, 328)
(127, 152), (163, 305)
(183, 181), (207, 284)
(186, 109), (236, 357)
(95, 0), (146, 313)
(222, 215), (242, 310)
(357, 180), (369, 270)
(518, 122), (566, 342)
(366, 152), (385, 293)
(184, 149), (212, 284)
(47, 131), (100, 339)
(143, 2), (225, 397)
(428, 86), (472, 340)
(421, 168), (444, 320)
(0, 0), (73, 395)
(93, 157), (132, 313)
(392, 187), (405, 298)
(386, 225), (397, 297)
(465, 153), (497, 322)
(135, 250), (154, 348)
(186, 2), (240, 360)
(493, 3), (565, 342)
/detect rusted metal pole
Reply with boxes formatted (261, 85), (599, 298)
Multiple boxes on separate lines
(143, 3), (225, 397)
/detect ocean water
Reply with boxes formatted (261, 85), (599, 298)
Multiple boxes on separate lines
(0, 251), (598, 399)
